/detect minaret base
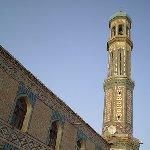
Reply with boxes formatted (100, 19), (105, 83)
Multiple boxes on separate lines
(103, 134), (140, 150)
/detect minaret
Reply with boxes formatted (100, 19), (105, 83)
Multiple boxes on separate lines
(102, 11), (140, 150)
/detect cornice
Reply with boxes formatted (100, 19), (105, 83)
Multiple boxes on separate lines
(105, 134), (140, 149)
(107, 36), (133, 50)
(103, 77), (135, 90)
(109, 16), (131, 28)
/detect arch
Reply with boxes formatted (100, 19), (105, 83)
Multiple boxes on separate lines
(118, 48), (123, 75)
(10, 96), (32, 132)
(9, 84), (36, 132)
(51, 111), (64, 128)
(111, 26), (116, 37)
(48, 120), (62, 150)
(76, 130), (87, 150)
(118, 24), (124, 35)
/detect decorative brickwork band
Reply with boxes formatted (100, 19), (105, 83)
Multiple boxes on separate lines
(0, 118), (50, 150)
(2, 143), (18, 150)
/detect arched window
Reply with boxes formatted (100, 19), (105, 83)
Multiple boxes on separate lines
(118, 24), (123, 35)
(118, 49), (123, 75)
(111, 26), (116, 37)
(10, 96), (32, 132)
(120, 50), (122, 75)
(11, 97), (27, 130)
(48, 121), (57, 149)
(77, 139), (82, 150)
(76, 139), (85, 150)
(48, 121), (62, 150)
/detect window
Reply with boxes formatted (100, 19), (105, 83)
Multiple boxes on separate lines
(48, 121), (62, 150)
(76, 139), (85, 150)
(118, 49), (122, 75)
(11, 97), (27, 130)
(48, 122), (58, 149)
(77, 140), (82, 150)
(76, 131), (86, 150)
(118, 24), (123, 35)
(111, 26), (116, 37)
(10, 96), (32, 132)
(120, 51), (122, 75)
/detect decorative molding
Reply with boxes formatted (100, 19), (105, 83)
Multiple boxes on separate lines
(2, 143), (18, 150)
(0, 118), (50, 150)
(104, 77), (134, 90)
(104, 89), (113, 123)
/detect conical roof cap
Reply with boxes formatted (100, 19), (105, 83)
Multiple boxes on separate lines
(110, 11), (131, 22)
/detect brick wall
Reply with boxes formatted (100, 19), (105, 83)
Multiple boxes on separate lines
(0, 46), (110, 150)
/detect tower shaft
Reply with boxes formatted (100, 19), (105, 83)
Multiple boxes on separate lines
(102, 11), (140, 150)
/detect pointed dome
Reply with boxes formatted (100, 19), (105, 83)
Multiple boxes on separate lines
(110, 11), (131, 22)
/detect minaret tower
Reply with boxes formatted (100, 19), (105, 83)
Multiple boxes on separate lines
(102, 11), (140, 150)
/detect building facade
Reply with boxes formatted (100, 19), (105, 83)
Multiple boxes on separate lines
(0, 11), (140, 150)
(0, 46), (110, 150)
(102, 11), (140, 150)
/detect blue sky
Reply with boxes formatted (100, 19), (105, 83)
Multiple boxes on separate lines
(0, 1), (150, 149)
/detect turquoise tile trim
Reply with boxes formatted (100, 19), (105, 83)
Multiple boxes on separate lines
(51, 111), (65, 128)
(16, 84), (36, 107)
(2, 143), (18, 150)
(95, 145), (102, 150)
(77, 130), (87, 141)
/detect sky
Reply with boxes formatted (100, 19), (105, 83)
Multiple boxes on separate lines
(0, 0), (150, 149)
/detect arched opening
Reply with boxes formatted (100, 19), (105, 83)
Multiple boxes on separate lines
(110, 51), (113, 76)
(119, 50), (122, 75)
(48, 121), (57, 149)
(118, 49), (123, 75)
(11, 96), (32, 132)
(126, 26), (130, 37)
(118, 24), (123, 35)
(77, 139), (85, 150)
(48, 121), (62, 150)
(11, 97), (27, 130)
(111, 26), (116, 37)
